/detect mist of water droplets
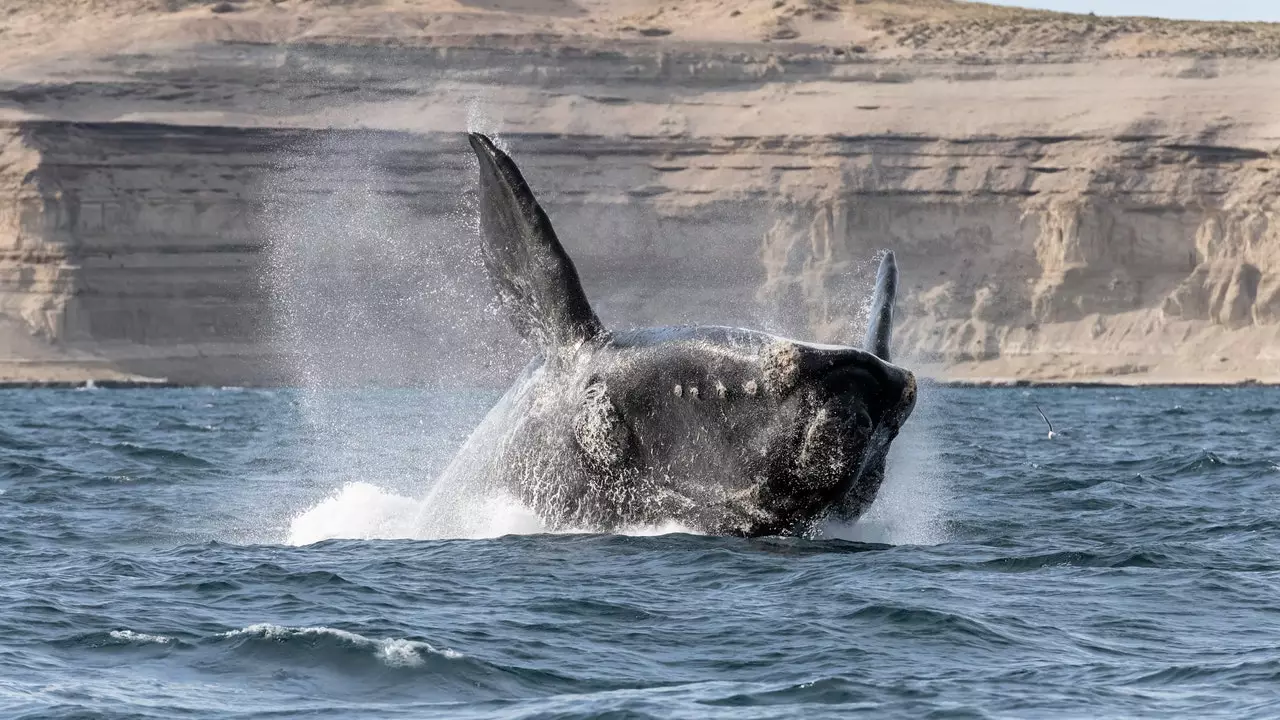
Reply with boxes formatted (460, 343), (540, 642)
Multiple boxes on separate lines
(258, 122), (949, 545)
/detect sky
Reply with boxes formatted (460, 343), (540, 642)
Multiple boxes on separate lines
(973, 1), (1280, 22)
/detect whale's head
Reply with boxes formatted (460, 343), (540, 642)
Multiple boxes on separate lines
(565, 328), (916, 535)
(466, 132), (915, 536)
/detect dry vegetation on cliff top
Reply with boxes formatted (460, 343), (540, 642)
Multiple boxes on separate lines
(4, 0), (1280, 66)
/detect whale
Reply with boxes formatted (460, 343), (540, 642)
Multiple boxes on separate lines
(438, 133), (917, 537)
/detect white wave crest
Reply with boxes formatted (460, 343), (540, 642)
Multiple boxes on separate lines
(109, 629), (174, 645)
(219, 623), (462, 666)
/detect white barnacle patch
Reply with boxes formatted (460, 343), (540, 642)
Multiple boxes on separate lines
(573, 382), (630, 468)
(759, 341), (802, 394)
(743, 379), (759, 396)
(797, 407), (848, 483)
(673, 384), (683, 397)
(715, 380), (727, 398)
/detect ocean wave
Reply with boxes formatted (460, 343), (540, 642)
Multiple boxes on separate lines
(844, 604), (1020, 647)
(1149, 450), (1229, 477)
(207, 622), (619, 698)
(61, 629), (184, 649)
(217, 623), (462, 667)
(1126, 658), (1280, 686)
(95, 441), (215, 469)
(700, 677), (871, 707)
(0, 429), (42, 451)
(978, 549), (1173, 571)
(108, 629), (175, 645)
(7, 386), (1280, 718)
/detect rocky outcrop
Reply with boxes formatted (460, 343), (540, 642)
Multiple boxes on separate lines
(757, 132), (1280, 380)
(1, 0), (1278, 384)
(0, 123), (277, 382)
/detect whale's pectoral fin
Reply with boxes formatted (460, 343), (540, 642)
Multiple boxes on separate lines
(467, 133), (605, 348)
(862, 250), (898, 362)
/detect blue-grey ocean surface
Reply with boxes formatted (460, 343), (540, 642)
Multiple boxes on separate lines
(2, 385), (1279, 719)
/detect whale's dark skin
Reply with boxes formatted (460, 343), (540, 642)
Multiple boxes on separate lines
(446, 133), (916, 537)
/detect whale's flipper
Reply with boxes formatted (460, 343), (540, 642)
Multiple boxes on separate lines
(862, 251), (898, 362)
(468, 133), (604, 348)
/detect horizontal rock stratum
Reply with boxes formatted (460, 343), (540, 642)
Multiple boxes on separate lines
(1, 0), (1278, 385)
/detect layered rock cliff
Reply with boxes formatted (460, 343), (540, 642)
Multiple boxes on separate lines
(1, 0), (1278, 384)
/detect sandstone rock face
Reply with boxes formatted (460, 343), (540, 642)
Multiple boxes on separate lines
(1, 0), (1278, 384)
(0, 123), (278, 382)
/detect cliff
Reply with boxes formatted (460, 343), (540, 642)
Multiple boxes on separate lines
(1, 0), (1278, 385)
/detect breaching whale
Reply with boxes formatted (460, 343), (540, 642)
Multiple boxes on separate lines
(441, 133), (917, 537)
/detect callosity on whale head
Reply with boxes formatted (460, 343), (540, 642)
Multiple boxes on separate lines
(455, 132), (916, 537)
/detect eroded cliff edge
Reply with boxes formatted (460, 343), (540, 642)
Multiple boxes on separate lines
(1, 0), (1278, 384)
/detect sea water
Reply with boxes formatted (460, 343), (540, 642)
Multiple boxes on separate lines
(1, 386), (1278, 718)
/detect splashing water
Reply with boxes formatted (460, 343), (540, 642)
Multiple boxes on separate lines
(263, 128), (541, 543)
(286, 482), (549, 545)
(821, 398), (949, 546)
(262, 131), (511, 392)
(282, 395), (948, 546)
(264, 125), (948, 546)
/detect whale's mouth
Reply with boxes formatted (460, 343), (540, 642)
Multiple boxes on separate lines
(787, 365), (916, 502)
(817, 354), (916, 431)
